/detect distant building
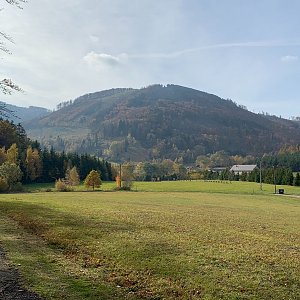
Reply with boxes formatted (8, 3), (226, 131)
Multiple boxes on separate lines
(209, 167), (227, 173)
(230, 165), (257, 175)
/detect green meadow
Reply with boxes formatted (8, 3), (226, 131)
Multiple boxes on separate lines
(0, 181), (299, 299)
(24, 179), (300, 194)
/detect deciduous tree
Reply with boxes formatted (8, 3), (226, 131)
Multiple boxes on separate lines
(6, 143), (18, 164)
(84, 170), (101, 191)
(66, 166), (80, 186)
(0, 161), (22, 190)
(0, 147), (6, 165)
(121, 163), (134, 190)
(0, 0), (26, 115)
(25, 146), (42, 181)
(0, 176), (8, 192)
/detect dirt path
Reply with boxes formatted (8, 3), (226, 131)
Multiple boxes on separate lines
(0, 247), (43, 300)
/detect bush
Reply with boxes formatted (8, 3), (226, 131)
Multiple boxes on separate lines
(113, 186), (132, 191)
(11, 182), (23, 192)
(0, 162), (23, 191)
(55, 179), (73, 192)
(0, 177), (8, 193)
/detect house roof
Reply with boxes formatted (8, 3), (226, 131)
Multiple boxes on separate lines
(230, 165), (257, 172)
(210, 167), (227, 172)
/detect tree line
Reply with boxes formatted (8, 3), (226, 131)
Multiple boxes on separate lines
(259, 145), (300, 171)
(193, 167), (299, 187)
(196, 148), (300, 173)
(0, 119), (113, 192)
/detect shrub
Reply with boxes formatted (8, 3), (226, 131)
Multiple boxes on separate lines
(0, 177), (8, 193)
(0, 162), (23, 191)
(55, 179), (73, 192)
(114, 186), (132, 191)
(11, 182), (23, 192)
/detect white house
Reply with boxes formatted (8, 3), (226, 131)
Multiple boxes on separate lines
(230, 165), (257, 175)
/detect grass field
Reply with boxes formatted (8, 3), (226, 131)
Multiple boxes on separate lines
(24, 179), (300, 195)
(0, 182), (299, 299)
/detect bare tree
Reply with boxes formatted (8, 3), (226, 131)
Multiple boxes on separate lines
(0, 0), (26, 116)
(4, 0), (26, 9)
(0, 0), (27, 54)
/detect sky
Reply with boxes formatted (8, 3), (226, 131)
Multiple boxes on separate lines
(1, 0), (300, 118)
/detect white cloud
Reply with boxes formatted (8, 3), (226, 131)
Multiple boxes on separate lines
(281, 55), (299, 62)
(83, 51), (128, 68)
(89, 35), (99, 43)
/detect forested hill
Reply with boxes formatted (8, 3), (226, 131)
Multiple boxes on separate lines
(1, 102), (51, 123)
(24, 84), (300, 163)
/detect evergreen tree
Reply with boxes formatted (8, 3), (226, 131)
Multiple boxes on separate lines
(285, 169), (294, 186)
(294, 173), (300, 186)
(240, 172), (247, 181)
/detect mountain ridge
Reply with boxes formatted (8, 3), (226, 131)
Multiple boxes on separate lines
(23, 84), (300, 162)
(0, 102), (51, 123)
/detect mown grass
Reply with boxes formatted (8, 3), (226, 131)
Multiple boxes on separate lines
(0, 191), (299, 299)
(24, 179), (300, 195)
(133, 180), (300, 194)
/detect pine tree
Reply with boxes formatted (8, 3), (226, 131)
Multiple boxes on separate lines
(285, 169), (294, 186)
(294, 173), (300, 186)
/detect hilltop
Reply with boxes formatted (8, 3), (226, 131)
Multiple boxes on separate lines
(0, 102), (51, 123)
(24, 84), (300, 162)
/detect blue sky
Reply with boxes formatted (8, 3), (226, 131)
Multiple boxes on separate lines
(1, 0), (300, 117)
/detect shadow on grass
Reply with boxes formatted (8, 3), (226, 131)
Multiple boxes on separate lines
(0, 200), (181, 264)
(0, 200), (184, 299)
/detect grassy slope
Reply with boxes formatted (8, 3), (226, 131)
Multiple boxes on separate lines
(0, 184), (299, 299)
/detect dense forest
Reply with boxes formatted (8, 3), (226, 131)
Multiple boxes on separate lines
(24, 85), (300, 163)
(2, 118), (300, 191)
(0, 119), (113, 191)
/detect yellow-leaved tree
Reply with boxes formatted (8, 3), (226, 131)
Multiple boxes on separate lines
(0, 147), (7, 165)
(84, 170), (101, 191)
(65, 166), (80, 186)
(25, 146), (42, 181)
(6, 143), (18, 164)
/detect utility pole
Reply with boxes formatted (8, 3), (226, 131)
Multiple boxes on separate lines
(273, 166), (276, 194)
(119, 163), (122, 188)
(260, 160), (262, 191)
